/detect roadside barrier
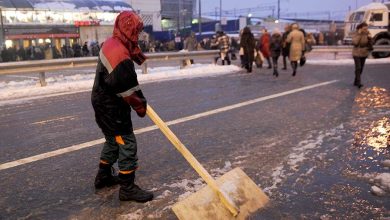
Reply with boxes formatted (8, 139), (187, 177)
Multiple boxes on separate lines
(0, 46), (389, 86)
(311, 45), (390, 59)
(0, 50), (219, 86)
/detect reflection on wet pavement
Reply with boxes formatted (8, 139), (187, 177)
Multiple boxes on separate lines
(256, 86), (390, 219)
(354, 87), (390, 115)
(366, 118), (390, 151)
(352, 87), (390, 165)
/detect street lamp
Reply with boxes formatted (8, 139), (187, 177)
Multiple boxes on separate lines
(198, 0), (202, 36)
(0, 7), (5, 47)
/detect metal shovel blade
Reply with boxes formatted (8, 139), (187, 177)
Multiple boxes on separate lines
(172, 167), (269, 220)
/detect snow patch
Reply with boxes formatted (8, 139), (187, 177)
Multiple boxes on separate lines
(263, 165), (285, 193)
(0, 64), (240, 106)
(118, 209), (143, 220)
(155, 190), (172, 200)
(265, 124), (345, 193)
(210, 161), (232, 177)
(165, 178), (205, 201)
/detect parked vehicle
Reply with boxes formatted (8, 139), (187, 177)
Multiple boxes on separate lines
(344, 2), (390, 58)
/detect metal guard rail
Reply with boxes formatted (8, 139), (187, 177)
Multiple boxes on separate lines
(312, 45), (390, 53)
(0, 46), (389, 86)
(311, 45), (390, 59)
(0, 50), (220, 86)
(0, 50), (220, 75)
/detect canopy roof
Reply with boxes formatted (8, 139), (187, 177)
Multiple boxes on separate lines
(0, 0), (132, 12)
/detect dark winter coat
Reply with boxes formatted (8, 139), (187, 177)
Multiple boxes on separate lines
(352, 31), (372, 58)
(240, 31), (256, 64)
(91, 14), (144, 136)
(270, 33), (283, 58)
(282, 31), (291, 57)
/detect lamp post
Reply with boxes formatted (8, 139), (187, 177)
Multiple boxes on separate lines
(0, 7), (5, 47)
(219, 0), (222, 23)
(198, 0), (202, 36)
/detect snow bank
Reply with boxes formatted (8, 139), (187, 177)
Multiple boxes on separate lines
(0, 64), (240, 106)
(307, 57), (390, 66)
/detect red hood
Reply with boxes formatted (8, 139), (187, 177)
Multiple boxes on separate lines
(113, 11), (144, 48)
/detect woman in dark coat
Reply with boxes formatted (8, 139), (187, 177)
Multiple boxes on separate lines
(270, 28), (283, 77)
(240, 27), (256, 73)
(352, 22), (372, 88)
(281, 24), (291, 70)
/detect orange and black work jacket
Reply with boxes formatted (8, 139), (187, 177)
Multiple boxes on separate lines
(91, 37), (144, 136)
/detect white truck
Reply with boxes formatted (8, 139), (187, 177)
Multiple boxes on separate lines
(344, 2), (390, 58)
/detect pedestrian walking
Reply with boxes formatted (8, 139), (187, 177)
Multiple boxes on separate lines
(286, 23), (305, 76)
(260, 28), (272, 69)
(270, 28), (283, 77)
(352, 22), (373, 88)
(215, 31), (231, 65)
(91, 11), (153, 203)
(240, 27), (256, 73)
(282, 24), (292, 70)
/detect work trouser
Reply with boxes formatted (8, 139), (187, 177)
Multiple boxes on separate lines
(100, 133), (138, 173)
(353, 56), (367, 84)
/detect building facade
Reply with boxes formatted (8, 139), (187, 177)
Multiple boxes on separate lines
(160, 0), (196, 31)
(126, 0), (162, 31)
(0, 0), (132, 51)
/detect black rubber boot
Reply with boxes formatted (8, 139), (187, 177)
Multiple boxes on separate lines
(119, 172), (153, 203)
(94, 163), (120, 189)
(248, 62), (252, 73)
(282, 57), (287, 70)
(291, 61), (297, 76)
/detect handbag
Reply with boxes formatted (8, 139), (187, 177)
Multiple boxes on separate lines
(255, 51), (263, 68)
(300, 54), (306, 66)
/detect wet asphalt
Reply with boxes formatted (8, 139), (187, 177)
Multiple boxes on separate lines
(0, 60), (389, 220)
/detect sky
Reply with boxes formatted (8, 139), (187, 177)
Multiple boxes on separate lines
(201, 0), (375, 19)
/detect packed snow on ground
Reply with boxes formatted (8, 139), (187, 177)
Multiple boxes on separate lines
(263, 124), (345, 193)
(0, 64), (240, 106)
(307, 57), (390, 66)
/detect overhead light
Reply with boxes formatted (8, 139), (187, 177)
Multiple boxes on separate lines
(248, 13), (252, 17)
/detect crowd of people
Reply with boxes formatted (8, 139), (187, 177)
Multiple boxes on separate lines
(1, 27), (338, 64)
(0, 41), (101, 62)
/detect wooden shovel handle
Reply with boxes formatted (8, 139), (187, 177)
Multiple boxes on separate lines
(146, 104), (239, 216)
